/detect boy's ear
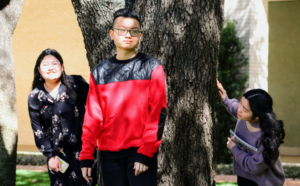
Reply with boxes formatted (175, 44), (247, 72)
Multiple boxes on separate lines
(109, 29), (114, 40)
(139, 33), (142, 44)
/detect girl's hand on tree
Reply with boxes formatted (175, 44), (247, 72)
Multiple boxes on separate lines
(134, 162), (149, 176)
(217, 80), (227, 101)
(48, 156), (61, 173)
(226, 137), (236, 150)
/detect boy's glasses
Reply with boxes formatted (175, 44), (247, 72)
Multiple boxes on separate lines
(112, 28), (141, 37)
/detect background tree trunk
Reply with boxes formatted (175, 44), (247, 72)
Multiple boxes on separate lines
(0, 0), (23, 185)
(72, 0), (224, 185)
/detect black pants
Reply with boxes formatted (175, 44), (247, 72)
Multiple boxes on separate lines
(101, 154), (157, 186)
(238, 176), (258, 186)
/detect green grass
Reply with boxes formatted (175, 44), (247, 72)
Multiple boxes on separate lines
(216, 183), (237, 186)
(16, 169), (50, 186)
(16, 169), (237, 186)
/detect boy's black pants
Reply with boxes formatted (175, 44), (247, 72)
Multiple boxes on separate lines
(101, 154), (157, 186)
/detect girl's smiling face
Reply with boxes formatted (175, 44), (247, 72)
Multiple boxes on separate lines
(237, 96), (258, 121)
(38, 55), (63, 83)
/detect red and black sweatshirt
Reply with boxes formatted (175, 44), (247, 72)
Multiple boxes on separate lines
(79, 52), (167, 167)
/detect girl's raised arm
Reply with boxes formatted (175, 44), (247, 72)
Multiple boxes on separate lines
(217, 80), (227, 101)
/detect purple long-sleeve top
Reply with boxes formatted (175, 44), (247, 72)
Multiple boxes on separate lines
(222, 96), (285, 186)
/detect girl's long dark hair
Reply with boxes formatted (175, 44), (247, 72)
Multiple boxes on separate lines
(243, 89), (285, 167)
(32, 48), (77, 104)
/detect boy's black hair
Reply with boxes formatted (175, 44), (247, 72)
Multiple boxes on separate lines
(112, 8), (141, 28)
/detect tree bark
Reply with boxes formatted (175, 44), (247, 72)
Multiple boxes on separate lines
(72, 0), (224, 185)
(0, 0), (23, 185)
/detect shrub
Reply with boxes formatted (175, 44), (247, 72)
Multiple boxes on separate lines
(283, 166), (300, 179)
(215, 20), (248, 164)
(216, 164), (300, 179)
(17, 153), (47, 166)
(216, 164), (234, 175)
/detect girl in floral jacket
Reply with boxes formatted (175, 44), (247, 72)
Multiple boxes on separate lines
(28, 49), (97, 186)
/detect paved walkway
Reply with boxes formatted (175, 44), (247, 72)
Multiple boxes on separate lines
(17, 165), (47, 172)
(17, 166), (300, 185)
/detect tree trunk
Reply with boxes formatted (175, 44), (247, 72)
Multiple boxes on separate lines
(71, 0), (224, 185)
(0, 0), (23, 185)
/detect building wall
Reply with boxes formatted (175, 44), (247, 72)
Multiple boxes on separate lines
(268, 1), (300, 156)
(262, 0), (299, 20)
(224, 0), (268, 91)
(12, 0), (90, 152)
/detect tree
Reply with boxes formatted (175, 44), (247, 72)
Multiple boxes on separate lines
(214, 20), (248, 164)
(71, 1), (224, 185)
(0, 0), (23, 185)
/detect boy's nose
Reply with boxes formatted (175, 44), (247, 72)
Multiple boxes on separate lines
(125, 31), (131, 37)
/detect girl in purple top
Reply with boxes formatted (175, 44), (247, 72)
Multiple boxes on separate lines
(217, 81), (285, 186)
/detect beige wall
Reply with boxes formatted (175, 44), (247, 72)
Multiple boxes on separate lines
(268, 1), (300, 156)
(262, 0), (299, 20)
(13, 0), (90, 152)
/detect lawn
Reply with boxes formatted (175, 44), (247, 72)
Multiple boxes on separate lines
(16, 169), (237, 186)
(216, 183), (237, 186)
(16, 170), (50, 186)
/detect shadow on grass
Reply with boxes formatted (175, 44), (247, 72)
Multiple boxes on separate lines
(16, 170), (50, 186)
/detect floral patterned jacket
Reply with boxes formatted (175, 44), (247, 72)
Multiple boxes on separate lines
(28, 75), (89, 160)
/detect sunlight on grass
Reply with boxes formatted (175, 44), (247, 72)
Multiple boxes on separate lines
(16, 169), (50, 186)
(216, 182), (238, 186)
(16, 169), (236, 186)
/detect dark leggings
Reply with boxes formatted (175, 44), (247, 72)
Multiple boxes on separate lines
(237, 176), (258, 186)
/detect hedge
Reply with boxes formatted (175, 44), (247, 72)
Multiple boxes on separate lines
(17, 153), (46, 166)
(17, 154), (300, 179)
(216, 164), (300, 179)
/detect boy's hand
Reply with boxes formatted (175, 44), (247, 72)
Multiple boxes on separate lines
(217, 80), (227, 101)
(81, 167), (93, 183)
(48, 156), (61, 172)
(226, 137), (237, 150)
(134, 162), (148, 176)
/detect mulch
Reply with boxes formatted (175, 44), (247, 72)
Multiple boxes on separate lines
(17, 165), (300, 185)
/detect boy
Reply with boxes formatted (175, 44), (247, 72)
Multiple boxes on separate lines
(79, 8), (167, 186)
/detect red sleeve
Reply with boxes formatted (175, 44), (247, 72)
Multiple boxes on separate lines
(79, 73), (103, 166)
(136, 65), (167, 166)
